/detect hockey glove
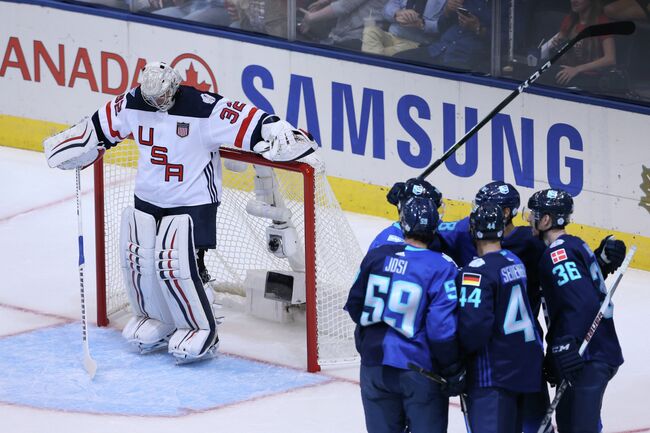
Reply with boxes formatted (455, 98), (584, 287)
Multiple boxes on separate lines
(595, 235), (626, 277)
(386, 182), (406, 206)
(440, 362), (466, 397)
(43, 117), (104, 170)
(548, 335), (584, 386)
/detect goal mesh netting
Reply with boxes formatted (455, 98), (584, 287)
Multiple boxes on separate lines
(94, 142), (362, 371)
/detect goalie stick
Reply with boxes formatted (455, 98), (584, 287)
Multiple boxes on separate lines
(536, 245), (637, 433)
(407, 363), (472, 433)
(75, 167), (97, 379)
(418, 21), (635, 181)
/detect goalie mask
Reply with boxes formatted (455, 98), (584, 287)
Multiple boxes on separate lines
(140, 62), (182, 111)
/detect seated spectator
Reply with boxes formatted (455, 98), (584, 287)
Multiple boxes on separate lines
(394, 0), (492, 72)
(604, 0), (650, 21)
(298, 0), (387, 50)
(545, 0), (616, 90)
(226, 0), (288, 37)
(361, 0), (447, 56)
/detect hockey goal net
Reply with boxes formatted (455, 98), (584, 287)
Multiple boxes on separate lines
(93, 143), (362, 372)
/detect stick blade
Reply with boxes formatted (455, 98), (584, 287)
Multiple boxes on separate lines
(580, 21), (635, 39)
(84, 349), (97, 379)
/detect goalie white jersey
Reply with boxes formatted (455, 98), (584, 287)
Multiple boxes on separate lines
(91, 85), (268, 208)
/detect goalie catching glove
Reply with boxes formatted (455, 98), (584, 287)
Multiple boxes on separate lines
(253, 115), (317, 162)
(43, 117), (104, 170)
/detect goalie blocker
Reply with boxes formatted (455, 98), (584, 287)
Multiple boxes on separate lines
(120, 207), (219, 363)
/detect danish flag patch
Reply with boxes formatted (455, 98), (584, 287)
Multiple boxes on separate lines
(551, 248), (568, 264)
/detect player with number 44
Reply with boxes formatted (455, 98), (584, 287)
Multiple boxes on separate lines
(456, 202), (544, 433)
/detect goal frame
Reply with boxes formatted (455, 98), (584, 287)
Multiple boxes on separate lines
(93, 147), (321, 372)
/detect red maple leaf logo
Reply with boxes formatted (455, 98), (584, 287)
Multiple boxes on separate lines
(182, 63), (211, 92)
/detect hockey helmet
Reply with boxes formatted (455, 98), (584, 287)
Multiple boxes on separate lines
(470, 202), (505, 241)
(140, 62), (182, 112)
(473, 181), (520, 219)
(399, 196), (440, 243)
(526, 188), (574, 229)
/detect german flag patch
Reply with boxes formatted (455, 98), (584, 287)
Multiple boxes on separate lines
(461, 272), (482, 287)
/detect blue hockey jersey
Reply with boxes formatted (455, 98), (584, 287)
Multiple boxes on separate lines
(538, 235), (623, 367)
(457, 250), (543, 393)
(368, 222), (405, 251)
(345, 243), (459, 372)
(437, 218), (476, 266)
(437, 218), (547, 318)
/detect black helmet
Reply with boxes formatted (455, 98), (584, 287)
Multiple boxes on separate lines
(527, 188), (573, 229)
(387, 178), (443, 209)
(470, 202), (505, 241)
(474, 181), (520, 221)
(399, 196), (440, 243)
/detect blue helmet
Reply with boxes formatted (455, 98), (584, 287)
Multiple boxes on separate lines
(470, 202), (505, 241)
(399, 196), (440, 243)
(473, 181), (520, 221)
(527, 188), (573, 229)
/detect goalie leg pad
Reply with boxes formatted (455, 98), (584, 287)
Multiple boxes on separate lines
(120, 207), (175, 352)
(43, 117), (103, 170)
(156, 214), (219, 362)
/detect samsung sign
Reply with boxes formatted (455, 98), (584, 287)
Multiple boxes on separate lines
(242, 64), (584, 195)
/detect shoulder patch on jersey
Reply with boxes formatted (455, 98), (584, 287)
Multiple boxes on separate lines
(201, 93), (216, 104)
(549, 238), (565, 248)
(468, 258), (486, 268)
(461, 272), (482, 286)
(550, 248), (568, 264)
(386, 234), (404, 243)
(441, 253), (456, 264)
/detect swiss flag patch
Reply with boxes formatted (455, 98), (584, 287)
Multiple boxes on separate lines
(551, 248), (568, 264)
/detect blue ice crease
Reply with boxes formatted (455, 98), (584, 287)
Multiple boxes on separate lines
(0, 323), (328, 416)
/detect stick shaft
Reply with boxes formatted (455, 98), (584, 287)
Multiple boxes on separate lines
(75, 168), (97, 378)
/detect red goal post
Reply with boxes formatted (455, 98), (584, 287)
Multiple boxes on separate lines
(93, 144), (361, 372)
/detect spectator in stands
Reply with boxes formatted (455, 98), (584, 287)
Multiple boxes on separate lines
(546, 0), (617, 89)
(361, 0), (447, 56)
(226, 0), (287, 37)
(604, 0), (650, 21)
(394, 0), (492, 71)
(144, 0), (231, 26)
(298, 0), (387, 50)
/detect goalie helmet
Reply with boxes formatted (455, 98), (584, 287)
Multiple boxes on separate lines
(527, 188), (573, 229)
(470, 202), (505, 241)
(473, 181), (520, 222)
(140, 62), (182, 111)
(399, 196), (439, 244)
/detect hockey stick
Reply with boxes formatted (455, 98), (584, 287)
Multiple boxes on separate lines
(407, 363), (473, 433)
(75, 167), (97, 379)
(535, 245), (637, 433)
(418, 20), (635, 180)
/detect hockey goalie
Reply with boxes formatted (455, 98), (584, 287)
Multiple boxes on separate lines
(43, 61), (318, 363)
